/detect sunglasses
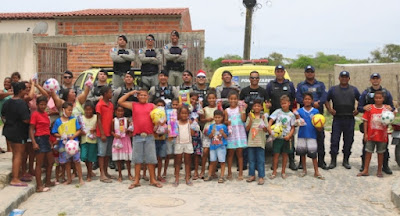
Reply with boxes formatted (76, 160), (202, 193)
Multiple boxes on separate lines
(305, 70), (315, 73)
(250, 77), (260, 80)
(64, 76), (72, 79)
(197, 76), (206, 79)
(146, 38), (154, 41)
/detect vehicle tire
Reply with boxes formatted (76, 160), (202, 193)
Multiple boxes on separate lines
(395, 145), (400, 167)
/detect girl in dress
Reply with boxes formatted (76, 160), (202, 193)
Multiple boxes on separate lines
(189, 92), (202, 180)
(111, 105), (133, 182)
(224, 91), (247, 180)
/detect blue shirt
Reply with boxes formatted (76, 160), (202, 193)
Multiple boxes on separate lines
(207, 123), (228, 150)
(357, 86), (395, 113)
(297, 107), (319, 139)
(52, 116), (81, 145)
(296, 80), (327, 113)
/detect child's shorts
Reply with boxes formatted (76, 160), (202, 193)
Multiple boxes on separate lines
(34, 135), (52, 153)
(97, 136), (113, 157)
(166, 138), (176, 155)
(59, 143), (80, 164)
(155, 140), (167, 158)
(81, 143), (98, 162)
(365, 141), (387, 153)
(210, 146), (226, 162)
(174, 143), (194, 154)
(296, 138), (317, 158)
(273, 139), (293, 154)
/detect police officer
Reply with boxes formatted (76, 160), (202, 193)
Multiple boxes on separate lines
(59, 71), (80, 99)
(111, 71), (141, 117)
(240, 71), (269, 114)
(216, 70), (241, 109)
(325, 71), (360, 169)
(357, 73), (395, 174)
(148, 70), (179, 103)
(88, 70), (109, 107)
(110, 35), (135, 89)
(296, 65), (328, 170)
(138, 34), (162, 90)
(266, 65), (297, 170)
(179, 70), (194, 90)
(164, 30), (188, 86)
(192, 70), (210, 106)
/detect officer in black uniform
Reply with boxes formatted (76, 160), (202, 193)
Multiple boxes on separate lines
(111, 71), (141, 117)
(148, 70), (179, 103)
(138, 34), (162, 90)
(357, 73), (395, 174)
(110, 35), (135, 89)
(88, 70), (109, 107)
(164, 30), (188, 86)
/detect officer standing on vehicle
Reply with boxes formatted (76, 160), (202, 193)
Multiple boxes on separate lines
(325, 71), (360, 170)
(357, 73), (395, 174)
(266, 65), (297, 170)
(148, 70), (179, 103)
(192, 70), (210, 106)
(296, 65), (328, 170)
(164, 30), (188, 86)
(138, 34), (162, 90)
(88, 70), (109, 106)
(110, 35), (135, 89)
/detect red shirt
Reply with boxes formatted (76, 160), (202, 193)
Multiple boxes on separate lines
(96, 99), (114, 137)
(362, 105), (388, 143)
(30, 111), (50, 136)
(132, 102), (154, 135)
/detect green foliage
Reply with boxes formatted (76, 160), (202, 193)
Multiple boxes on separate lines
(371, 44), (400, 63)
(203, 54), (242, 72)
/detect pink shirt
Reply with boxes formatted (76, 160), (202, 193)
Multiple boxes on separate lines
(132, 102), (154, 135)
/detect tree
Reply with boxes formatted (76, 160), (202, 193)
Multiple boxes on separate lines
(290, 55), (314, 68)
(371, 44), (400, 63)
(267, 52), (284, 65)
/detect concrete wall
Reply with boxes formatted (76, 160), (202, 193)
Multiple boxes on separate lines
(334, 63), (400, 106)
(0, 20), (56, 35)
(0, 33), (36, 81)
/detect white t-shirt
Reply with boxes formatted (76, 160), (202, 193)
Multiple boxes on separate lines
(270, 109), (295, 137)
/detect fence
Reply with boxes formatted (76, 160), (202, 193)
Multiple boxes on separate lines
(36, 43), (67, 84)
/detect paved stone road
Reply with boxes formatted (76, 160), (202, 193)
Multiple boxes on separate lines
(7, 131), (400, 215)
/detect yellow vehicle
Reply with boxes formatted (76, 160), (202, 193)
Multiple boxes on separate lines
(209, 60), (291, 88)
(73, 65), (141, 91)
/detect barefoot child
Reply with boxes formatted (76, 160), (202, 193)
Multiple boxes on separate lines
(162, 98), (180, 178)
(358, 91), (388, 178)
(204, 110), (228, 183)
(224, 91), (247, 180)
(51, 102), (84, 185)
(295, 93), (324, 180)
(199, 90), (218, 179)
(245, 99), (268, 185)
(29, 96), (55, 192)
(153, 99), (167, 183)
(174, 106), (195, 186)
(268, 95), (295, 179)
(189, 92), (202, 180)
(111, 106), (133, 182)
(80, 101), (98, 182)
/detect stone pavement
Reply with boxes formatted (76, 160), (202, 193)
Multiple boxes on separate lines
(2, 131), (400, 216)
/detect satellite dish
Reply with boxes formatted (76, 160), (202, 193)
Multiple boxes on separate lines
(32, 21), (48, 34)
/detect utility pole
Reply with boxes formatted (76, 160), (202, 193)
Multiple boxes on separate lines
(243, 0), (256, 60)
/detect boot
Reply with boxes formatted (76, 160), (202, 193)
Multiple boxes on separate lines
(297, 156), (303, 169)
(109, 161), (116, 169)
(328, 155), (337, 169)
(318, 161), (329, 170)
(383, 160), (393, 175)
(342, 155), (351, 169)
(359, 156), (364, 172)
(289, 154), (297, 171)
(92, 162), (99, 170)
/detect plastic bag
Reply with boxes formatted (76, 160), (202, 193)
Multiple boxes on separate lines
(113, 139), (123, 150)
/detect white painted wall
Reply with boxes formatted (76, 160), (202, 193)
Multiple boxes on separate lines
(0, 20), (56, 35)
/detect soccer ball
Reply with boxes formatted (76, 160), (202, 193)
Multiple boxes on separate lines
(65, 140), (80, 156)
(381, 111), (395, 125)
(43, 78), (60, 92)
(312, 114), (326, 128)
(271, 124), (283, 138)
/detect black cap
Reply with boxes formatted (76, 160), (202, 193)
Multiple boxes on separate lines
(339, 71), (350, 77)
(304, 65), (315, 72)
(171, 30), (179, 38)
(125, 71), (134, 78)
(147, 34), (155, 40)
(222, 70), (232, 77)
(119, 35), (128, 43)
(275, 65), (285, 71)
(183, 70), (193, 77)
(160, 69), (169, 77)
(64, 70), (73, 78)
(370, 73), (381, 79)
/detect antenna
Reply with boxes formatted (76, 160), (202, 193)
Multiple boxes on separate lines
(32, 21), (48, 34)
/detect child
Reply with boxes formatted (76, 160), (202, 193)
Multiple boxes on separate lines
(51, 102), (84, 185)
(111, 105), (133, 182)
(189, 92), (202, 180)
(245, 99), (268, 185)
(204, 110), (228, 183)
(80, 101), (98, 182)
(96, 86), (114, 183)
(199, 91), (218, 179)
(50, 131), (62, 184)
(268, 95), (295, 179)
(295, 93), (324, 180)
(163, 98), (180, 178)
(153, 99), (167, 183)
(224, 91), (247, 180)
(119, 89), (162, 189)
(29, 96), (55, 192)
(358, 91), (388, 178)
(174, 106), (195, 186)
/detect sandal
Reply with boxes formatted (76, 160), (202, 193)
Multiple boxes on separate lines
(376, 173), (383, 178)
(172, 181), (179, 187)
(128, 183), (141, 189)
(357, 173), (369, 177)
(258, 178), (265, 185)
(246, 176), (256, 183)
(45, 182), (56, 187)
(150, 182), (163, 188)
(227, 175), (233, 181)
(218, 178), (224, 183)
(281, 173), (287, 179)
(157, 176), (166, 183)
(142, 176), (150, 181)
(10, 182), (28, 187)
(36, 187), (50, 192)
(192, 175), (199, 180)
(186, 181), (193, 186)
(20, 176), (32, 182)
(299, 172), (307, 177)
(203, 176), (212, 181)
(237, 176), (244, 181)
(314, 175), (325, 180)
(199, 173), (204, 179)
(100, 178), (113, 183)
(269, 174), (276, 180)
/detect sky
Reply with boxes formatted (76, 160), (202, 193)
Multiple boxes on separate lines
(1, 0), (399, 60)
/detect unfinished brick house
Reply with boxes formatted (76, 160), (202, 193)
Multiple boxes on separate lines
(0, 8), (204, 82)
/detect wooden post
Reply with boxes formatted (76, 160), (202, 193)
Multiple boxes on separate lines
(243, 6), (253, 60)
